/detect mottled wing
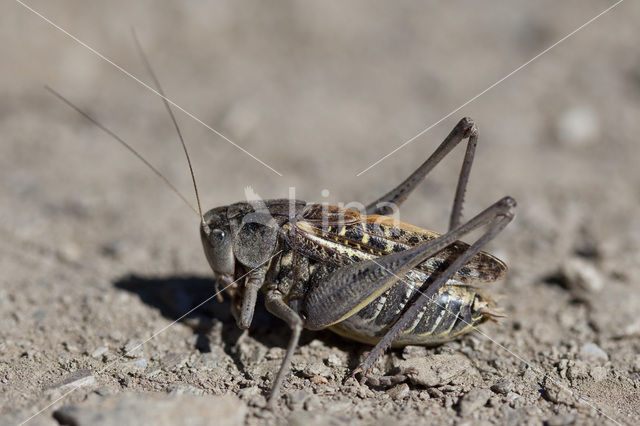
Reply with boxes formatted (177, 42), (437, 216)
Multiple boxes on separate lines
(294, 206), (506, 285)
(301, 204), (363, 225)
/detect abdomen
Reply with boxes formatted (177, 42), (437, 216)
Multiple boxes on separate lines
(328, 281), (495, 346)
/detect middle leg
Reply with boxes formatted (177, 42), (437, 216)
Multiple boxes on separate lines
(264, 290), (303, 409)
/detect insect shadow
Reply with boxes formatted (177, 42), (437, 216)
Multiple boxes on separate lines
(113, 274), (367, 373)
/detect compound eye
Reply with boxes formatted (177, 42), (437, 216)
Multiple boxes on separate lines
(210, 229), (226, 242)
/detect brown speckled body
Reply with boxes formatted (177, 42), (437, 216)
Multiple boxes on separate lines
(261, 203), (506, 346)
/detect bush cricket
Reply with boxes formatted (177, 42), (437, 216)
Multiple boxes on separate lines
(47, 37), (516, 409)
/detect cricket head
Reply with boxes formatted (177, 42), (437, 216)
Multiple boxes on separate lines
(200, 201), (280, 327)
(201, 201), (279, 274)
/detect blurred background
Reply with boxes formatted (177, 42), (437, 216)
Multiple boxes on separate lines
(1, 0), (639, 424)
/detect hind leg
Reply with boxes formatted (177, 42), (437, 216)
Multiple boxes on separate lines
(353, 197), (515, 379)
(366, 117), (478, 232)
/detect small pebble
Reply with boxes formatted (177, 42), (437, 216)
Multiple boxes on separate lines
(308, 339), (324, 348)
(91, 346), (108, 359)
(238, 386), (261, 400)
(543, 376), (574, 406)
(62, 341), (79, 353)
(567, 360), (589, 382)
(310, 375), (328, 385)
(579, 343), (608, 363)
(302, 362), (332, 378)
(561, 258), (604, 294)
(386, 383), (410, 400)
(490, 379), (513, 395)
(418, 391), (430, 401)
(456, 388), (491, 416)
(58, 242), (82, 263)
(325, 354), (342, 368)
(555, 106), (600, 147)
(395, 353), (472, 387)
(521, 366), (538, 382)
(122, 339), (143, 358)
(506, 391), (520, 402)
(264, 347), (283, 360)
(589, 366), (607, 382)
(134, 358), (148, 369)
(402, 345), (427, 360)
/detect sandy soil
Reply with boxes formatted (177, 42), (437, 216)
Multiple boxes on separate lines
(2, 1), (640, 425)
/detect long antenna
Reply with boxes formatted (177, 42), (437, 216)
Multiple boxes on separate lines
(131, 30), (206, 227)
(45, 86), (198, 216)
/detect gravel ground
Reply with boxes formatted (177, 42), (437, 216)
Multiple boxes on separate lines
(2, 1), (640, 425)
